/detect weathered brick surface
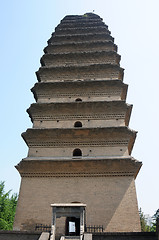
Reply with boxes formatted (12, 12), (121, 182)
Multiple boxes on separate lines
(21, 127), (135, 158)
(16, 158), (141, 178)
(48, 33), (113, 44)
(36, 64), (123, 82)
(54, 26), (110, 35)
(41, 51), (120, 67)
(44, 42), (117, 54)
(32, 80), (127, 103)
(14, 13), (141, 233)
(27, 101), (131, 129)
(56, 21), (106, 29)
(14, 177), (140, 232)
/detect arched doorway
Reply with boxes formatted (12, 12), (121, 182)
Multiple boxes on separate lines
(73, 149), (82, 156)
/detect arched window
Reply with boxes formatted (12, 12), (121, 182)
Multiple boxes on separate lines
(73, 149), (82, 156)
(74, 121), (82, 127)
(75, 98), (82, 102)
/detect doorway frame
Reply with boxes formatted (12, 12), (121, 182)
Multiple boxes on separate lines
(50, 203), (86, 240)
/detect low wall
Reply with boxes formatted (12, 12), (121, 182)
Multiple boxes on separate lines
(0, 230), (158, 240)
(92, 232), (158, 240)
(0, 230), (41, 240)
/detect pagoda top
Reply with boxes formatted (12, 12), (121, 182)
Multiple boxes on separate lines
(63, 13), (101, 19)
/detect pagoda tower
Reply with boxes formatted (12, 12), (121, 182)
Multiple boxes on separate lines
(14, 13), (142, 232)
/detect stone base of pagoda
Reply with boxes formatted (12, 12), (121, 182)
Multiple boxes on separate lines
(14, 157), (141, 232)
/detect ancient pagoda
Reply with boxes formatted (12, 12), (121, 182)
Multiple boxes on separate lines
(14, 13), (142, 233)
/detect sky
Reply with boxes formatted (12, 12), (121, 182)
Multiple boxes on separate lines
(0, 0), (159, 217)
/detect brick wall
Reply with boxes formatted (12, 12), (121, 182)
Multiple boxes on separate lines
(14, 176), (140, 232)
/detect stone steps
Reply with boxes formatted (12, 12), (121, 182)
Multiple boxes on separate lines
(63, 237), (80, 240)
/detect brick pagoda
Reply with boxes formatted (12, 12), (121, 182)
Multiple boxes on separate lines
(14, 13), (142, 233)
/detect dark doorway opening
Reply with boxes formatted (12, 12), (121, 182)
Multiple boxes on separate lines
(74, 121), (82, 127)
(65, 217), (80, 236)
(73, 148), (82, 156)
(75, 98), (82, 102)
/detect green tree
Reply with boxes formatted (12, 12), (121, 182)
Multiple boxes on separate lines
(139, 208), (159, 232)
(150, 209), (159, 232)
(0, 181), (18, 230)
(139, 208), (151, 232)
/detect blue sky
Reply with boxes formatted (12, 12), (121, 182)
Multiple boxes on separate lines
(1, 0), (159, 216)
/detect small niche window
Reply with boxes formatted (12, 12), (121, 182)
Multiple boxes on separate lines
(75, 98), (82, 102)
(73, 148), (82, 157)
(74, 121), (82, 127)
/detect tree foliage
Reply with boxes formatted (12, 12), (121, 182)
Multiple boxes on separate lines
(139, 208), (151, 232)
(151, 209), (159, 232)
(0, 181), (18, 230)
(139, 208), (159, 232)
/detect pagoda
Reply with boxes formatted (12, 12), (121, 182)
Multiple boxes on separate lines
(14, 13), (142, 233)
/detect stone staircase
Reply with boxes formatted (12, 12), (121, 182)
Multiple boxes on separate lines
(60, 236), (80, 240)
